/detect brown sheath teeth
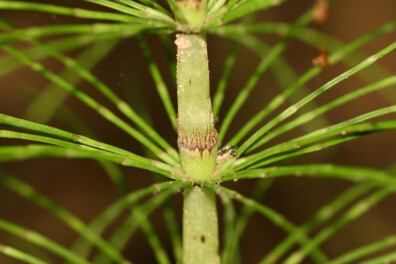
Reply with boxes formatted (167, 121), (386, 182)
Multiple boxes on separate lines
(178, 127), (218, 154)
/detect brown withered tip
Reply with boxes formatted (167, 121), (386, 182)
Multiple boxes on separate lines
(312, 48), (329, 68)
(313, 0), (329, 25)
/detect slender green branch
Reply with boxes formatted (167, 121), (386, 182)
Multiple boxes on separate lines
(284, 189), (391, 264)
(0, 129), (175, 177)
(99, 160), (130, 194)
(360, 252), (396, 264)
(136, 35), (178, 131)
(112, 0), (174, 23)
(18, 32), (180, 162)
(233, 107), (396, 171)
(45, 101), (131, 193)
(46, 104), (131, 192)
(0, 1), (138, 22)
(223, 180), (273, 264)
(218, 10), (314, 143)
(0, 172), (132, 264)
(0, 113), (173, 172)
(164, 0), (185, 27)
(218, 191), (237, 264)
(243, 120), (396, 169)
(221, 33), (328, 146)
(208, 0), (227, 15)
(133, 0), (173, 17)
(135, 0), (169, 14)
(24, 39), (119, 123)
(212, 42), (239, 118)
(139, 213), (172, 264)
(328, 235), (396, 264)
(206, 0), (288, 28)
(0, 129), (114, 153)
(0, 23), (153, 43)
(214, 20), (396, 147)
(0, 33), (122, 77)
(248, 77), (396, 151)
(0, 144), (174, 177)
(238, 41), (396, 155)
(260, 184), (372, 264)
(205, 183), (328, 261)
(162, 201), (183, 264)
(249, 134), (379, 169)
(1, 44), (178, 166)
(0, 218), (91, 264)
(82, 0), (173, 26)
(222, 0), (289, 23)
(69, 181), (189, 262)
(218, 164), (396, 188)
(92, 190), (173, 264)
(0, 244), (48, 264)
(158, 34), (177, 85)
(1, 17), (161, 190)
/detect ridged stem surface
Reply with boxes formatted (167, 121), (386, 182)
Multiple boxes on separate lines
(174, 4), (220, 262)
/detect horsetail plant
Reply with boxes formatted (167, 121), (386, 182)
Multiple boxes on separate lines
(0, 0), (395, 264)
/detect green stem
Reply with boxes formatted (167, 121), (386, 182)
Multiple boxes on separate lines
(174, 2), (220, 262)
(183, 187), (220, 264)
(176, 33), (218, 180)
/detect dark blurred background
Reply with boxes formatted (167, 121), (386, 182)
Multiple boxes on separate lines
(0, 0), (396, 263)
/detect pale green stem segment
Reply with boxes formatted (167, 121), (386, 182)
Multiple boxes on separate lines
(176, 0), (208, 32)
(183, 187), (220, 264)
(175, 1), (220, 263)
(176, 32), (220, 263)
(176, 33), (217, 180)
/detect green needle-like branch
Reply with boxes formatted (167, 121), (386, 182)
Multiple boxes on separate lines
(205, 183), (328, 261)
(260, 184), (373, 264)
(0, 244), (48, 264)
(1, 44), (178, 166)
(0, 23), (153, 43)
(214, 20), (396, 148)
(284, 189), (391, 264)
(0, 172), (132, 264)
(217, 9), (314, 143)
(68, 181), (190, 262)
(231, 117), (396, 172)
(238, 41), (396, 156)
(0, 1), (138, 23)
(10, 28), (180, 162)
(218, 164), (396, 189)
(137, 35), (178, 131)
(0, 218), (91, 264)
(328, 235), (396, 264)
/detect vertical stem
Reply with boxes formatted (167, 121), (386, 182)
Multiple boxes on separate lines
(183, 187), (220, 264)
(174, 1), (220, 262)
(176, 33), (218, 180)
